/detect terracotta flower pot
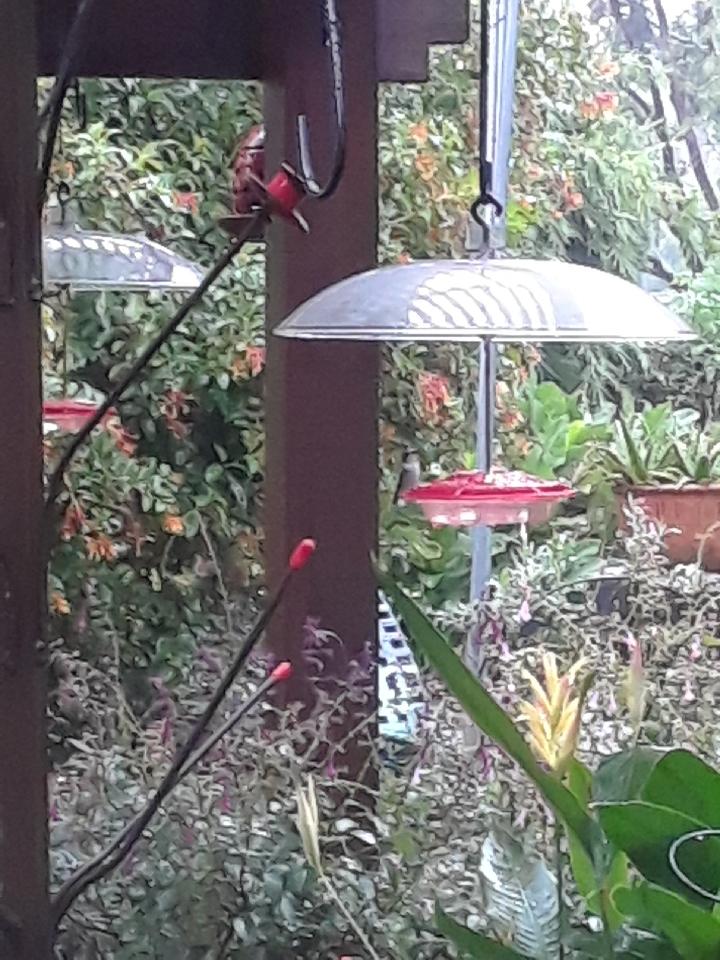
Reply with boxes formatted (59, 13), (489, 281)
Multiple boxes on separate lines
(618, 485), (720, 570)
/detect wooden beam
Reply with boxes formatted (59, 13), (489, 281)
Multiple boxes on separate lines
(263, 0), (379, 773)
(38, 0), (468, 82)
(38, 0), (263, 80)
(377, 0), (470, 82)
(0, 1), (50, 957)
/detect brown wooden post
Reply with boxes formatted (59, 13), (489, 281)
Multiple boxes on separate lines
(263, 0), (379, 770)
(0, 2), (50, 957)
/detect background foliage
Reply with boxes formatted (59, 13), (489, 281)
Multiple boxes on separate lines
(46, 0), (720, 954)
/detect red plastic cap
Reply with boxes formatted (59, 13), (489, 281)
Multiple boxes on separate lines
(270, 661), (293, 683)
(266, 167), (306, 218)
(288, 538), (317, 571)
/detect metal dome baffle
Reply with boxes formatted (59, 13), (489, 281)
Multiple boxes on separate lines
(273, 259), (696, 344)
(43, 228), (204, 293)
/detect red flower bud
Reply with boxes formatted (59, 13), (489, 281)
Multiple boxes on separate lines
(288, 538), (317, 571)
(270, 660), (293, 683)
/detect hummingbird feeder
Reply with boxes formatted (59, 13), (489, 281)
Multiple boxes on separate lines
(42, 399), (115, 434)
(404, 468), (574, 528)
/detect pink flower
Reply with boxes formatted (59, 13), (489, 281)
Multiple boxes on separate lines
(518, 593), (532, 624)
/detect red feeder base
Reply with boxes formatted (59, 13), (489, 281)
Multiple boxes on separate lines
(404, 469), (574, 528)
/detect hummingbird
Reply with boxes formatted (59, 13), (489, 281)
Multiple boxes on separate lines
(393, 448), (422, 504)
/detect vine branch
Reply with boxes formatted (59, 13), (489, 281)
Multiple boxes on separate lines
(38, 0), (99, 212)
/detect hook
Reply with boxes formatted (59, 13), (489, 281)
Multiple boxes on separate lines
(470, 190), (503, 249)
(296, 0), (347, 200)
(57, 182), (72, 227)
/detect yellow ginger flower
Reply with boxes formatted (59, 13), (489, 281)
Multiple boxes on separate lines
(519, 650), (590, 777)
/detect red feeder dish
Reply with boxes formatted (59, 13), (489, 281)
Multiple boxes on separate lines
(403, 469), (574, 528)
(43, 399), (115, 434)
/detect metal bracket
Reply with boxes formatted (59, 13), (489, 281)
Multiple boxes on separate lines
(0, 218), (14, 307)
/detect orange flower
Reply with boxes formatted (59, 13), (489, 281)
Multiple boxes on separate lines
(106, 417), (137, 457)
(500, 409), (524, 431)
(396, 252), (412, 265)
(161, 389), (193, 439)
(162, 514), (185, 536)
(515, 436), (531, 456)
(418, 372), (451, 421)
(85, 533), (116, 562)
(414, 152), (437, 182)
(561, 177), (584, 211)
(172, 191), (199, 215)
(231, 345), (266, 380)
(50, 592), (70, 616)
(61, 504), (86, 541)
(580, 91), (619, 119)
(408, 122), (429, 144)
(598, 60), (620, 78)
(246, 345), (266, 377)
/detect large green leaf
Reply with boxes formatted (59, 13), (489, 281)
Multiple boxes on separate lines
(377, 573), (597, 856)
(613, 884), (720, 960)
(592, 748), (665, 804)
(435, 907), (531, 959)
(566, 928), (681, 959)
(598, 802), (720, 906)
(642, 750), (720, 828)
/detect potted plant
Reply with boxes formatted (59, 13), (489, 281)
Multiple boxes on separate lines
(586, 401), (720, 569)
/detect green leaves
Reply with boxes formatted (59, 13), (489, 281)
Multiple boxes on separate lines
(435, 908), (532, 959)
(643, 750), (720, 828)
(598, 802), (720, 904)
(592, 403), (713, 487)
(613, 884), (720, 960)
(592, 748), (665, 804)
(377, 572), (597, 856)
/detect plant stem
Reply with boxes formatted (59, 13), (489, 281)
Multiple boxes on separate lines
(321, 875), (383, 960)
(555, 820), (565, 960)
(599, 893), (617, 960)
